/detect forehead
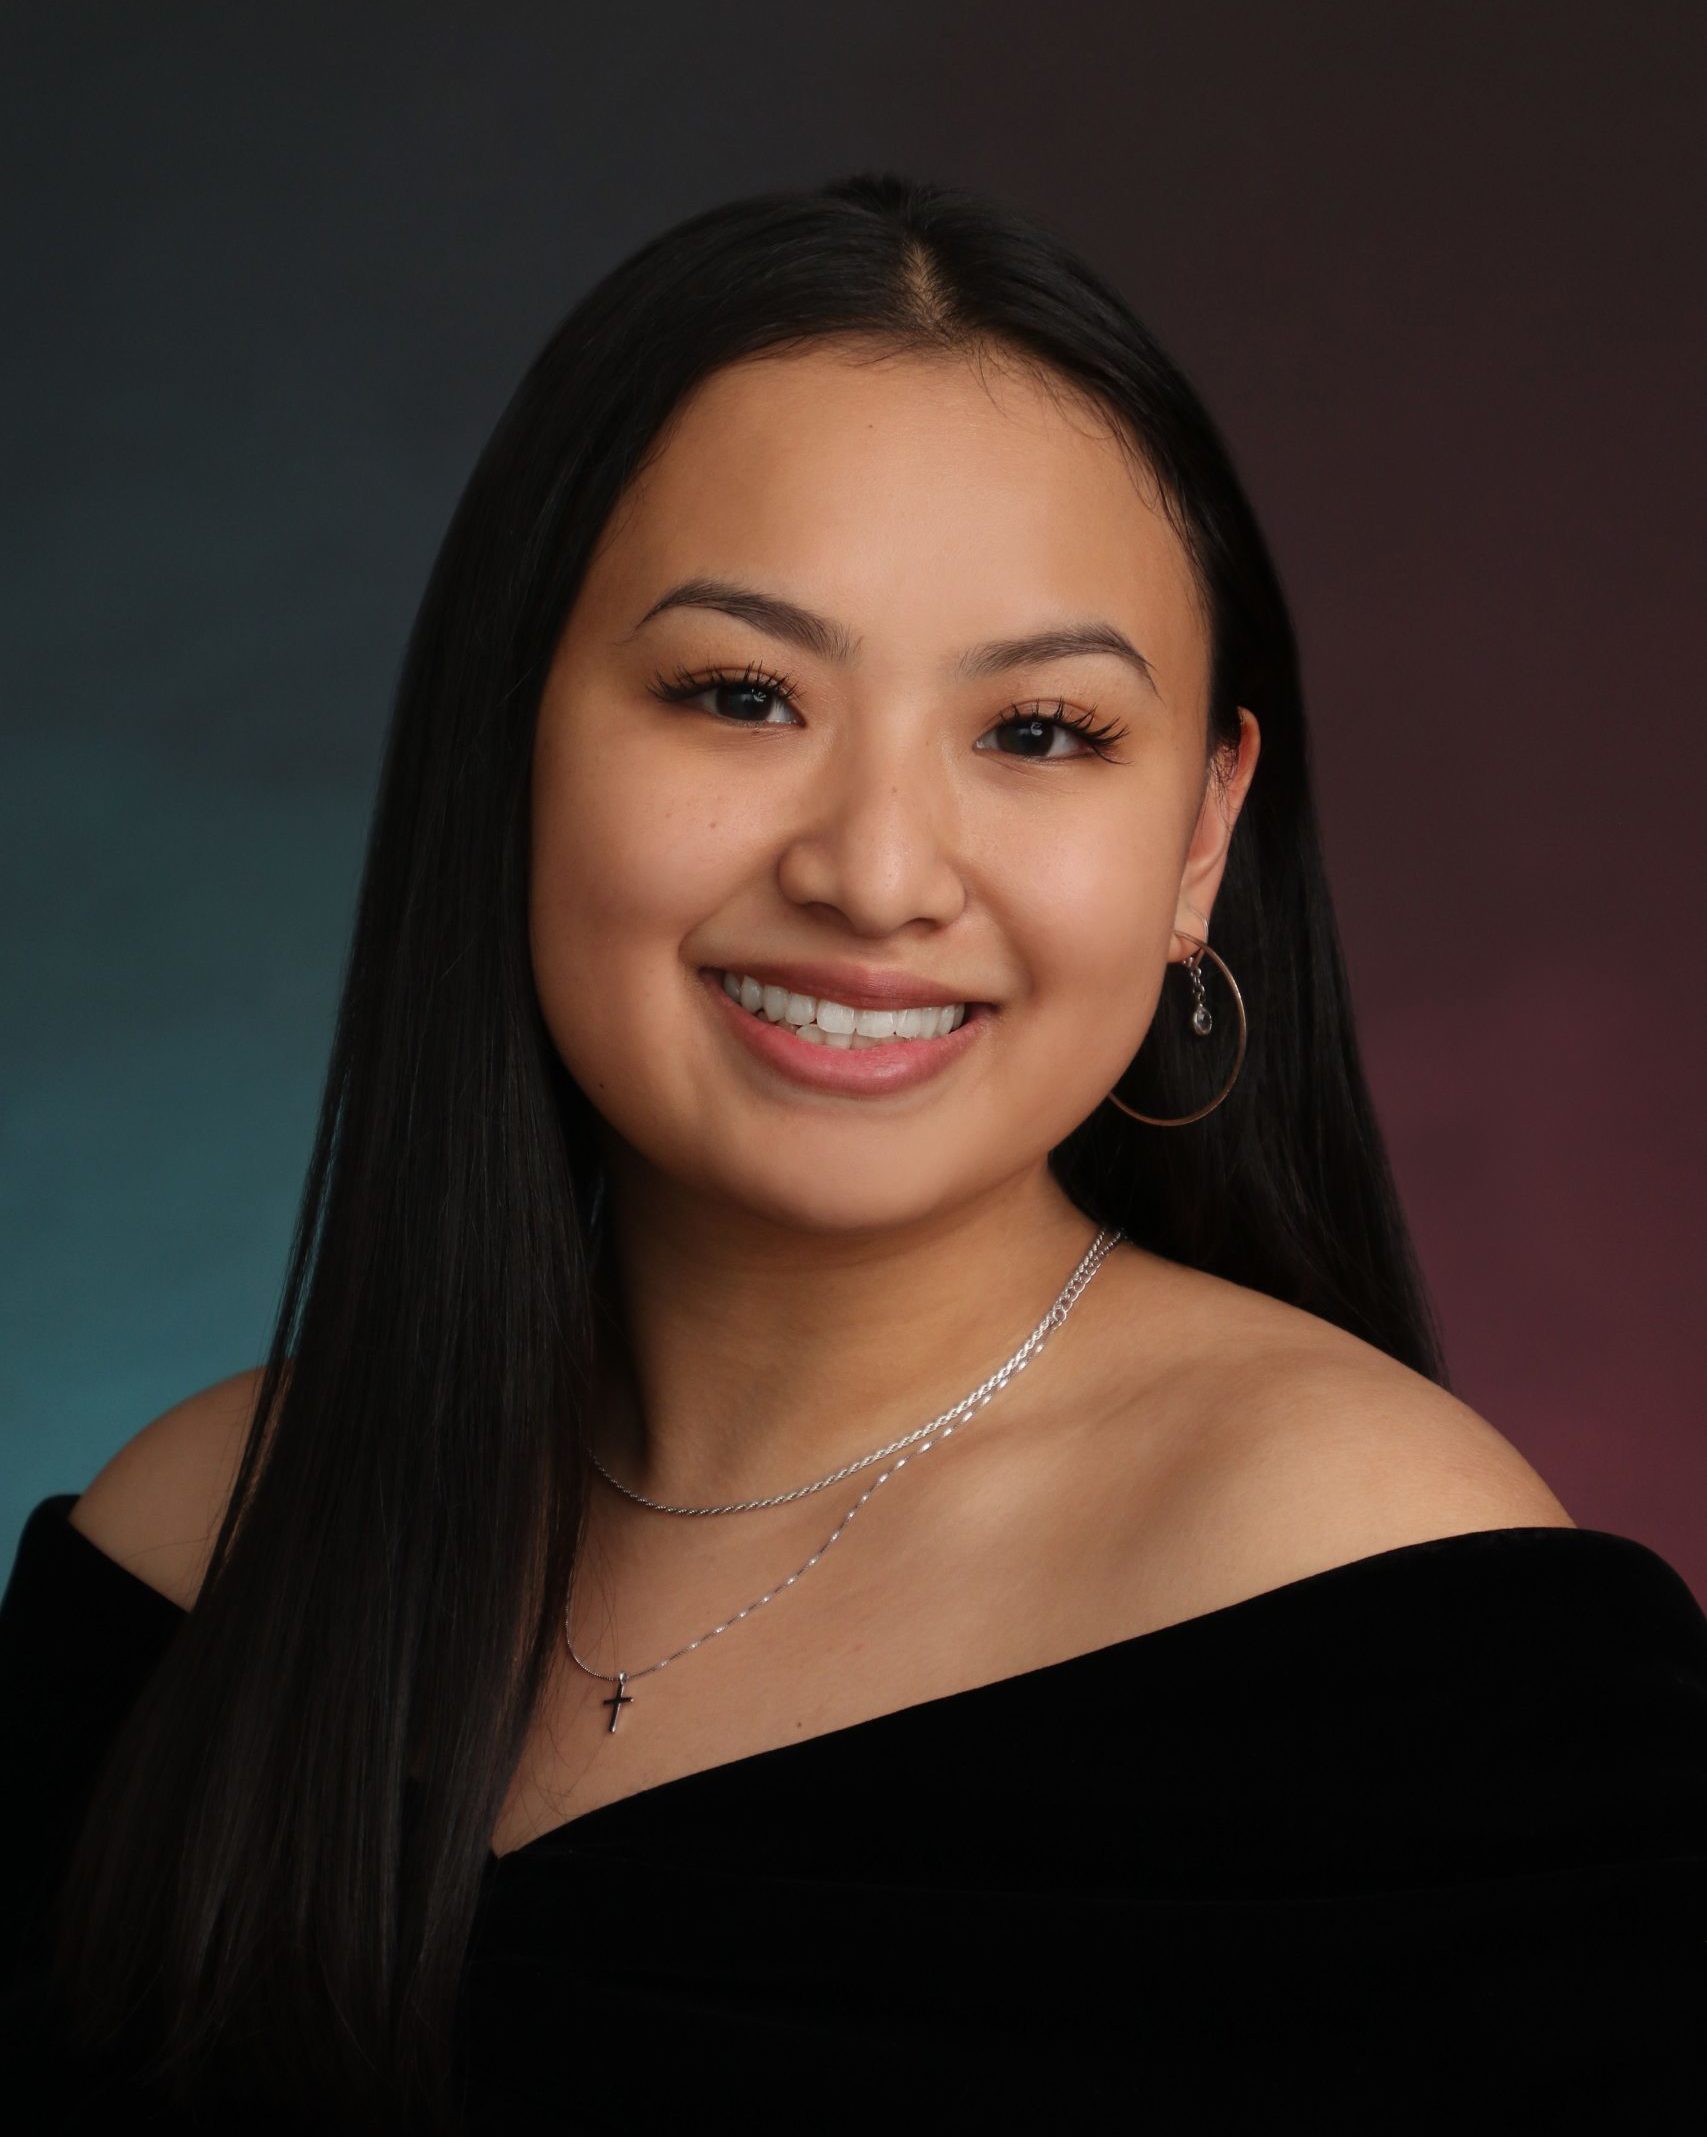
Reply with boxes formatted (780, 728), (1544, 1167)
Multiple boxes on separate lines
(579, 343), (1205, 678)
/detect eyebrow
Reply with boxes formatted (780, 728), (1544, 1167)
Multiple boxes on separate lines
(626, 576), (1158, 693)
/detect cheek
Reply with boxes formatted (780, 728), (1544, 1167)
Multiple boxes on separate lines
(527, 729), (746, 1066)
(1001, 815), (1178, 1087)
(535, 785), (717, 946)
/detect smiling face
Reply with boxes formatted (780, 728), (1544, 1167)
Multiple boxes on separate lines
(529, 340), (1259, 1237)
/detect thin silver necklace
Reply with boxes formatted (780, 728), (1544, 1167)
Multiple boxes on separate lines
(587, 1225), (1123, 1516)
(564, 1224), (1121, 1730)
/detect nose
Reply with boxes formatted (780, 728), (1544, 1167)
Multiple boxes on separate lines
(773, 723), (967, 937)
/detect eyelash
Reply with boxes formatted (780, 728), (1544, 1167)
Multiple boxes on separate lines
(647, 661), (1131, 760)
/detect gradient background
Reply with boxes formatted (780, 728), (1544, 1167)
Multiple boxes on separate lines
(3, 1), (1703, 1596)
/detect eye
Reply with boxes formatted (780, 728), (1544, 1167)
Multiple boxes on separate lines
(648, 665), (1130, 761)
(649, 661), (803, 726)
(977, 701), (1130, 761)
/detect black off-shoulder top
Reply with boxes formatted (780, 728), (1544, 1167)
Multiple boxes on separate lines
(4, 1490), (1707, 2131)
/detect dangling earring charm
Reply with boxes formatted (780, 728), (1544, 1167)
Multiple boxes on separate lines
(1187, 952), (1213, 1036)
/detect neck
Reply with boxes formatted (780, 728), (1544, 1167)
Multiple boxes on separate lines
(586, 1155), (1121, 1508)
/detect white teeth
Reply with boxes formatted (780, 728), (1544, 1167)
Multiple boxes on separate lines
(814, 998), (857, 1035)
(717, 971), (971, 1045)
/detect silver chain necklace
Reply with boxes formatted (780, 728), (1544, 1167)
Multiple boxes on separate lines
(564, 1224), (1122, 1729)
(587, 1226), (1123, 1517)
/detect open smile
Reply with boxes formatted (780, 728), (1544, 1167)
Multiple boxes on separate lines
(698, 966), (994, 1095)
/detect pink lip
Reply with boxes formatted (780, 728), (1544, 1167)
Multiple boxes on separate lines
(698, 967), (992, 1096)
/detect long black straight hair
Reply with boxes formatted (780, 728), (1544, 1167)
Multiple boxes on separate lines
(48, 170), (1447, 2128)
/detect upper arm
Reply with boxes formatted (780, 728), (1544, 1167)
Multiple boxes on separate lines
(67, 1365), (275, 1610)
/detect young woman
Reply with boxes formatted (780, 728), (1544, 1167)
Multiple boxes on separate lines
(5, 171), (1704, 2133)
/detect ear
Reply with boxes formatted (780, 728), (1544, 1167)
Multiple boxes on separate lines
(1172, 708), (1260, 959)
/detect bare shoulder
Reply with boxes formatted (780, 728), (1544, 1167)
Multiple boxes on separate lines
(67, 1365), (276, 1609)
(1093, 1253), (1576, 1600)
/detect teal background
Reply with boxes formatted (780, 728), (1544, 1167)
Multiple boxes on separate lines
(4, 1), (1703, 1596)
(2, 726), (362, 1525)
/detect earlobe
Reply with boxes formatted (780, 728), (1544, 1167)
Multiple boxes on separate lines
(1171, 898), (1212, 964)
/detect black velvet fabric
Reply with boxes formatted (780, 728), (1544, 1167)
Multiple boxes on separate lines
(5, 1488), (1707, 2130)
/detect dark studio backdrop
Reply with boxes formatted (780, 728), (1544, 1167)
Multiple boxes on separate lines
(2, 1), (1703, 1597)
